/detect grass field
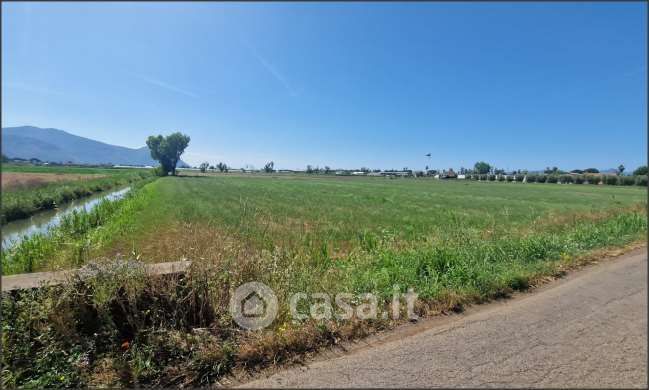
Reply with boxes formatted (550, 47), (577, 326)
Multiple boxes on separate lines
(2, 174), (647, 387)
(2, 172), (107, 190)
(97, 175), (646, 262)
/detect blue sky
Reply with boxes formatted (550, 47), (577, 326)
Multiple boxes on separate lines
(2, 2), (646, 171)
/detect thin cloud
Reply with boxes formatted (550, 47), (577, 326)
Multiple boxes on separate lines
(242, 39), (299, 97)
(137, 75), (198, 98)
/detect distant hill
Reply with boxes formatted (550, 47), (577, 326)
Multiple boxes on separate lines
(1, 126), (188, 167)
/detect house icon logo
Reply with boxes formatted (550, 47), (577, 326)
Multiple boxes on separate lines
(242, 291), (266, 317)
(229, 282), (278, 330)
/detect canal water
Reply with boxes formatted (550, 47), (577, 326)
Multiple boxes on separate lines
(1, 186), (131, 250)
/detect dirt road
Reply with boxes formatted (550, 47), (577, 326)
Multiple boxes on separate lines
(242, 248), (647, 388)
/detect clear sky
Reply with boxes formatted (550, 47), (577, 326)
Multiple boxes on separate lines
(2, 2), (646, 171)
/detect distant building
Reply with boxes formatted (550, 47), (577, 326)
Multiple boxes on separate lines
(382, 171), (410, 177)
(440, 169), (458, 179)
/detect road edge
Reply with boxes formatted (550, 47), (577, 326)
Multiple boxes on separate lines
(225, 242), (647, 388)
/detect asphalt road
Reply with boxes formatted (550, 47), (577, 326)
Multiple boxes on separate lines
(241, 248), (647, 388)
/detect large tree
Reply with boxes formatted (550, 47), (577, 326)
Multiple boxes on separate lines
(146, 132), (190, 176)
(264, 161), (275, 173)
(633, 165), (648, 176)
(474, 161), (491, 175)
(216, 162), (228, 173)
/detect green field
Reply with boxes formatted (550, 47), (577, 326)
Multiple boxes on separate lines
(2, 174), (647, 387)
(4, 175), (646, 273)
(98, 175), (646, 262)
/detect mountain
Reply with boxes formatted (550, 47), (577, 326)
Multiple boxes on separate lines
(2, 126), (188, 167)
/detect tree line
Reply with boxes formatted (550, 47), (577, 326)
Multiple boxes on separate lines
(141, 135), (647, 183)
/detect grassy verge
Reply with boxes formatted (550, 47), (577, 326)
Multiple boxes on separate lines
(1, 176), (646, 387)
(1, 170), (153, 224)
(1, 177), (157, 274)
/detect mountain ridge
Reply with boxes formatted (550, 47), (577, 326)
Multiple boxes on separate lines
(2, 126), (188, 167)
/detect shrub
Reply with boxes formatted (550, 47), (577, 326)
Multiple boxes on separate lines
(536, 175), (547, 183)
(636, 175), (648, 186)
(515, 175), (525, 182)
(153, 166), (168, 177)
(574, 175), (584, 184)
(585, 175), (600, 185)
(497, 175), (505, 182)
(526, 175), (537, 183)
(488, 174), (496, 181)
(604, 175), (619, 185)
(559, 175), (574, 184)
(547, 175), (558, 183)
(620, 176), (636, 186)
(479, 174), (488, 181)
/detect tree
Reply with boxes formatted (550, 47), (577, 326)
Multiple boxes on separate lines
(216, 162), (228, 172)
(324, 166), (331, 174)
(264, 161), (275, 173)
(633, 166), (648, 176)
(474, 161), (491, 175)
(306, 165), (314, 174)
(571, 169), (584, 174)
(146, 132), (190, 176)
(199, 162), (210, 173)
(584, 168), (599, 174)
(618, 164), (625, 175)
